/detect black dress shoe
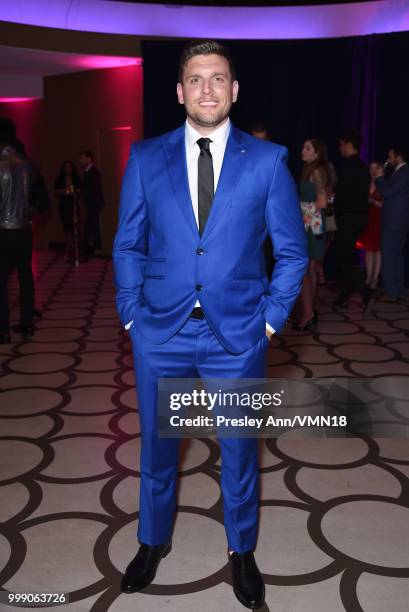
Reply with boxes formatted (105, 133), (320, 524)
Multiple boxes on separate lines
(229, 550), (265, 610)
(11, 324), (34, 338)
(0, 329), (11, 344)
(121, 540), (172, 593)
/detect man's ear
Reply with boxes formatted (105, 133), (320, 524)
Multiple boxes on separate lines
(176, 82), (184, 105)
(232, 80), (239, 104)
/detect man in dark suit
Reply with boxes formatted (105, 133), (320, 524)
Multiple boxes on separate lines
(332, 130), (370, 309)
(0, 119), (37, 342)
(79, 150), (104, 255)
(375, 146), (409, 301)
(113, 40), (308, 609)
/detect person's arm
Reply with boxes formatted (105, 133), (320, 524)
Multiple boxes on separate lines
(264, 147), (309, 333)
(375, 169), (407, 199)
(312, 169), (328, 209)
(112, 143), (150, 329)
(368, 188), (383, 208)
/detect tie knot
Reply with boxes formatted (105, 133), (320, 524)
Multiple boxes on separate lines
(197, 137), (212, 152)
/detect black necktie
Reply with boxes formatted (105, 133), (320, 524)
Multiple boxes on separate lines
(197, 137), (214, 235)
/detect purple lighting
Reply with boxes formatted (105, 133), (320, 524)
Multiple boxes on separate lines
(74, 56), (142, 70)
(1, 0), (409, 40)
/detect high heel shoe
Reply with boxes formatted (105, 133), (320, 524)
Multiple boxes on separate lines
(293, 311), (318, 332)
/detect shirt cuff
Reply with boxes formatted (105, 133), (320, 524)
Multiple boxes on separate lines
(124, 320), (133, 330)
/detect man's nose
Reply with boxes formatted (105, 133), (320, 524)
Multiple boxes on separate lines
(201, 80), (213, 94)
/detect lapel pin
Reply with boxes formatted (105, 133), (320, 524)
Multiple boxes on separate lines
(240, 149), (246, 153)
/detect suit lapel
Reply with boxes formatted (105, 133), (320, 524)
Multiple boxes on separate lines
(163, 123), (248, 242)
(164, 127), (199, 239)
(201, 125), (248, 241)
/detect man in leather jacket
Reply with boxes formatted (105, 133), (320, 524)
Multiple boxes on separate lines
(0, 121), (37, 343)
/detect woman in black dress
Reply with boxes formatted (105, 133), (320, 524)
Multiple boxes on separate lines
(54, 161), (81, 260)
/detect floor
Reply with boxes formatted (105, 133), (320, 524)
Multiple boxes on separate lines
(1, 251), (409, 612)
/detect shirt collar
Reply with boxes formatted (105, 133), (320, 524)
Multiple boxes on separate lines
(185, 117), (231, 151)
(395, 162), (407, 172)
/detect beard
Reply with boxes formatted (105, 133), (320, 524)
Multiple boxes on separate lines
(186, 103), (231, 129)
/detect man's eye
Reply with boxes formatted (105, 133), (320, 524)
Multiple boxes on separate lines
(214, 76), (224, 82)
(190, 78), (200, 84)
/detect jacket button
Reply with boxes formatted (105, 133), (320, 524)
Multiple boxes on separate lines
(196, 248), (204, 255)
(196, 284), (203, 291)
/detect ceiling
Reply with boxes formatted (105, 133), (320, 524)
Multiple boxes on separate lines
(0, 0), (405, 99)
(114, 0), (378, 4)
(0, 0), (403, 40)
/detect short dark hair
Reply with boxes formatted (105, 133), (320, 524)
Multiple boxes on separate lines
(389, 145), (408, 162)
(178, 40), (236, 83)
(80, 150), (93, 160)
(340, 130), (361, 151)
(250, 123), (270, 135)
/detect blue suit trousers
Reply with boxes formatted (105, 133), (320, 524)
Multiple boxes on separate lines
(130, 316), (269, 553)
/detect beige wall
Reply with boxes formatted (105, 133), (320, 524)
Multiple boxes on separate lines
(43, 64), (143, 251)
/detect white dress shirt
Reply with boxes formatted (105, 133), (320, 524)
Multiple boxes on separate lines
(186, 118), (230, 308)
(125, 117), (274, 335)
(185, 117), (230, 228)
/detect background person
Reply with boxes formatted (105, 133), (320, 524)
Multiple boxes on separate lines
(360, 161), (383, 296)
(54, 160), (82, 262)
(294, 138), (331, 331)
(79, 150), (105, 256)
(375, 146), (409, 302)
(0, 119), (37, 342)
(332, 130), (370, 309)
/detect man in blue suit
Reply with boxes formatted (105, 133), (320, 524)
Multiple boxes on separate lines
(113, 40), (308, 609)
(376, 146), (409, 302)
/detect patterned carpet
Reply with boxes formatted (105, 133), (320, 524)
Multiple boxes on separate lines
(1, 251), (409, 612)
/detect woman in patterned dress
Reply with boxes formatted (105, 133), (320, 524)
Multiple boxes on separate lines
(294, 139), (333, 331)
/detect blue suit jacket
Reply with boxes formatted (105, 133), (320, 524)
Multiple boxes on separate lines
(376, 164), (409, 230)
(112, 123), (308, 354)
